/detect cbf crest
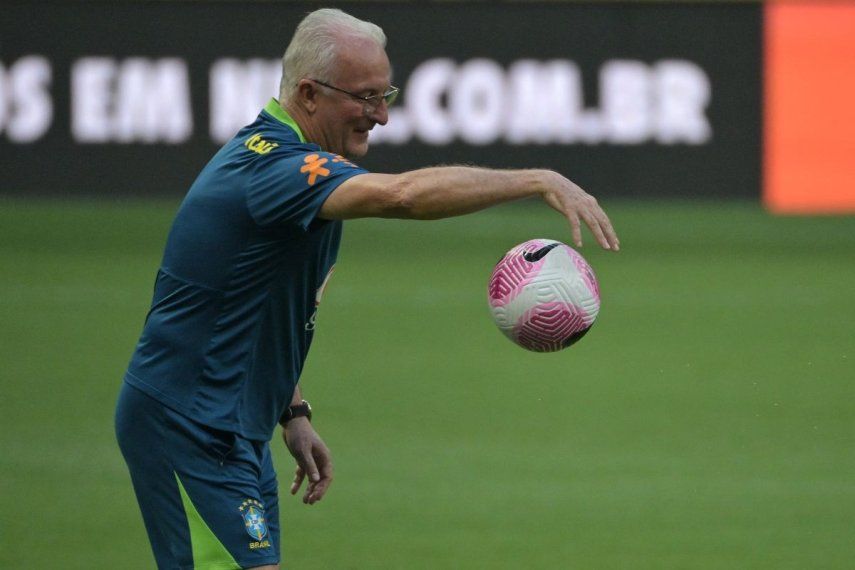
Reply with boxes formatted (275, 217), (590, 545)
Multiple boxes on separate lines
(239, 499), (268, 541)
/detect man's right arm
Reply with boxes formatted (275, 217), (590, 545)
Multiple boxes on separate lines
(318, 166), (620, 251)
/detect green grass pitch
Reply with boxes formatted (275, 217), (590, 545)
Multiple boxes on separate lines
(1, 198), (853, 568)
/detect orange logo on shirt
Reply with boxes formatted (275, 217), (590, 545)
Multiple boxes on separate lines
(331, 155), (357, 168)
(300, 154), (330, 185)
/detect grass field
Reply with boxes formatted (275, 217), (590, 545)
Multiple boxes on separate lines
(1, 198), (853, 569)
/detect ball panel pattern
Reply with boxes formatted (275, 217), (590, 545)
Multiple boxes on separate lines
(487, 239), (601, 352)
(514, 301), (591, 352)
(569, 248), (600, 300)
(487, 239), (553, 308)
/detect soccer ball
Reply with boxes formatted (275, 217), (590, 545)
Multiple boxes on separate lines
(487, 239), (601, 352)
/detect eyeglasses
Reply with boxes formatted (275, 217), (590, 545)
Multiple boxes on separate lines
(309, 79), (399, 109)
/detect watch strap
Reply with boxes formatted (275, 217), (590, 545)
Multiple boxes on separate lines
(280, 400), (312, 424)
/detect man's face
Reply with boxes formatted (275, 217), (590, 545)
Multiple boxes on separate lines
(312, 37), (392, 159)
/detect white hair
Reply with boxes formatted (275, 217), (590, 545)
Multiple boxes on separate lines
(280, 8), (387, 101)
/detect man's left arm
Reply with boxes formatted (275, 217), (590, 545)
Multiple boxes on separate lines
(281, 385), (334, 505)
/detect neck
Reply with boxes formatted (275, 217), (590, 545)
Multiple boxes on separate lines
(281, 98), (322, 148)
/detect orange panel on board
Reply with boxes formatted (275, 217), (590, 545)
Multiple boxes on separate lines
(764, 2), (855, 214)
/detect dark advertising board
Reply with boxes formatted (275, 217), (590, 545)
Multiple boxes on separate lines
(0, 2), (761, 198)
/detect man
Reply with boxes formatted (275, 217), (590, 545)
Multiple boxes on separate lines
(116, 8), (619, 570)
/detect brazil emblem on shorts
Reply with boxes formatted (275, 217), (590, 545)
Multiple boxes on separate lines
(239, 499), (268, 541)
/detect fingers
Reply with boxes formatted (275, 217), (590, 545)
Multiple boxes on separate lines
(579, 209), (610, 250)
(299, 451), (321, 503)
(599, 212), (620, 251)
(567, 213), (582, 249)
(572, 199), (621, 252)
(543, 173), (620, 251)
(304, 472), (331, 505)
(290, 465), (305, 495)
(304, 448), (333, 505)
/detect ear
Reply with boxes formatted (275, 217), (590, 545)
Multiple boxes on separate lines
(295, 79), (319, 114)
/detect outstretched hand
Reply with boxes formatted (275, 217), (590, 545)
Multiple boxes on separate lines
(282, 418), (333, 505)
(540, 171), (620, 251)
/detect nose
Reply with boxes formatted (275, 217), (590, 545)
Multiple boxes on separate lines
(366, 100), (389, 126)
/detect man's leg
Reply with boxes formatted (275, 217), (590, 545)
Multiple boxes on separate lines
(116, 382), (281, 569)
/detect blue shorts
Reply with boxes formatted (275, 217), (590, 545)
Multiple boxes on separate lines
(115, 382), (280, 569)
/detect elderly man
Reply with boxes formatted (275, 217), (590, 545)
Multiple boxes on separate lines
(116, 7), (619, 570)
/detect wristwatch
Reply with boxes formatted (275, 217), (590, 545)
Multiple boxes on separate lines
(280, 399), (312, 424)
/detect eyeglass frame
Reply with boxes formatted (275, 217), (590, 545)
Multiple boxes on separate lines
(307, 78), (399, 109)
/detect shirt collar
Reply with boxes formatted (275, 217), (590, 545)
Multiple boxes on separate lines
(263, 98), (307, 143)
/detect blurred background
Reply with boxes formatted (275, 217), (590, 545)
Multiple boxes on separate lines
(1, 1), (854, 568)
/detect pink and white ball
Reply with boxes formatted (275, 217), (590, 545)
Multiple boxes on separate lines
(488, 239), (601, 352)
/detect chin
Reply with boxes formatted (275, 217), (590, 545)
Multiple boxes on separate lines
(344, 142), (370, 159)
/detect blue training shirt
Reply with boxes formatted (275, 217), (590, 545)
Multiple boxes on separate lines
(124, 99), (367, 441)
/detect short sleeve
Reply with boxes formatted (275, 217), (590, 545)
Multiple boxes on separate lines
(246, 150), (368, 229)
